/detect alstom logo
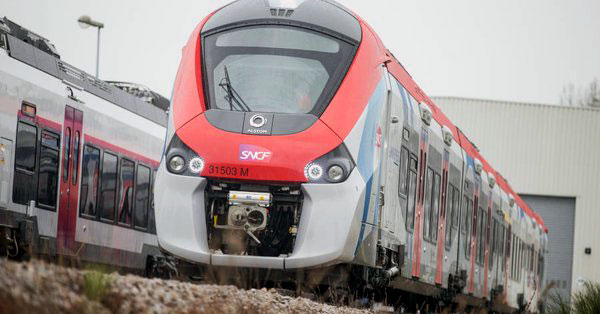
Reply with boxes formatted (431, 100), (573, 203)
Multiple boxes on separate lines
(239, 144), (272, 162)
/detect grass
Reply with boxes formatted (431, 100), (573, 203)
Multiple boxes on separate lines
(547, 281), (600, 314)
(83, 270), (111, 302)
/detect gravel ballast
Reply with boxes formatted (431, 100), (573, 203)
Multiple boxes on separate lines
(0, 259), (372, 314)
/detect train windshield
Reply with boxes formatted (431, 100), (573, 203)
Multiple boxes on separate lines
(204, 26), (354, 114)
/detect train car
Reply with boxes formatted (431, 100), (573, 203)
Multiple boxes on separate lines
(0, 17), (171, 274)
(155, 0), (548, 311)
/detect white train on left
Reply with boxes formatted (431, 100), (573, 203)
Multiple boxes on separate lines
(0, 17), (169, 274)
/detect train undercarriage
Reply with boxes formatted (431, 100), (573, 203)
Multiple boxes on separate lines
(170, 257), (529, 313)
(0, 208), (176, 279)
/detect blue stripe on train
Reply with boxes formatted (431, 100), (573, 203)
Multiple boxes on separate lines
(354, 78), (386, 255)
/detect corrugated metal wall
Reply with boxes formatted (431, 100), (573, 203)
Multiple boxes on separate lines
(521, 195), (575, 300)
(432, 96), (600, 295)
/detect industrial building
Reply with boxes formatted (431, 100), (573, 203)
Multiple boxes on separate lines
(432, 96), (600, 299)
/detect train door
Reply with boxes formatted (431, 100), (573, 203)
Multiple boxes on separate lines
(504, 224), (512, 300)
(0, 138), (12, 208)
(468, 176), (481, 294)
(435, 149), (450, 285)
(57, 105), (83, 254)
(380, 70), (403, 238)
(412, 127), (429, 278)
(483, 198), (492, 297)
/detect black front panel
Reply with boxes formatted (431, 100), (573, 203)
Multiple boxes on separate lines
(205, 109), (319, 135)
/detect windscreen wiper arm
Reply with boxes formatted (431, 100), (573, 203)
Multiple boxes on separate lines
(219, 66), (251, 112)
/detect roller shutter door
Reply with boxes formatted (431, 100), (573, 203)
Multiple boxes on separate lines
(521, 195), (575, 300)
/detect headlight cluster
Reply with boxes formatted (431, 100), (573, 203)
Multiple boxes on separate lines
(304, 143), (355, 183)
(165, 134), (205, 176)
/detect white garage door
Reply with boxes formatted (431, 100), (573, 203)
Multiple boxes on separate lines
(520, 195), (576, 300)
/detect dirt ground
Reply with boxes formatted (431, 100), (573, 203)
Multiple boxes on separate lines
(0, 259), (373, 314)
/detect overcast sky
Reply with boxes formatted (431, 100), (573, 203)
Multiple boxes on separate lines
(3, 0), (600, 105)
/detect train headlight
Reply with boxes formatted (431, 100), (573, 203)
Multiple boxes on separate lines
(168, 155), (185, 173)
(165, 133), (205, 176)
(305, 163), (323, 181)
(188, 157), (205, 174)
(327, 165), (344, 182)
(304, 143), (355, 183)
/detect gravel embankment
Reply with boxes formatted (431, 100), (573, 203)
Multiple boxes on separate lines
(0, 259), (372, 314)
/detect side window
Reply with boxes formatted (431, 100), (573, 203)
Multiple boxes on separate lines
(117, 158), (135, 225)
(445, 185), (456, 248)
(430, 172), (441, 241)
(499, 225), (505, 271)
(465, 197), (473, 258)
(99, 152), (118, 222)
(37, 130), (60, 209)
(62, 127), (71, 182)
(423, 167), (434, 241)
(398, 146), (409, 197)
(134, 164), (151, 229)
(79, 145), (100, 217)
(406, 155), (418, 230)
(478, 207), (485, 264)
(148, 170), (157, 234)
(512, 234), (517, 279)
(72, 131), (80, 184)
(490, 218), (497, 269)
(13, 121), (38, 205)
(452, 187), (460, 229)
(15, 122), (37, 171)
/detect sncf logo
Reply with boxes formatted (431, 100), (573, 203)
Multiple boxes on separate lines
(239, 144), (272, 162)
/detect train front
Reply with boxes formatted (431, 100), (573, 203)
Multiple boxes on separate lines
(155, 0), (386, 271)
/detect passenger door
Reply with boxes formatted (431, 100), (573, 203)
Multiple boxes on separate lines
(412, 127), (429, 278)
(380, 70), (404, 237)
(57, 105), (83, 254)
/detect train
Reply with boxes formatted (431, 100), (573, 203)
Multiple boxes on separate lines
(155, 0), (549, 312)
(0, 17), (172, 275)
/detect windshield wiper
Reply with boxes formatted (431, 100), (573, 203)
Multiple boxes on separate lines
(219, 66), (251, 112)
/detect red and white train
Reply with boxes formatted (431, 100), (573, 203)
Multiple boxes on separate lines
(0, 17), (170, 275)
(155, 0), (549, 311)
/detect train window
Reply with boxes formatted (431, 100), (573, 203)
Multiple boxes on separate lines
(464, 197), (472, 258)
(205, 26), (354, 115)
(461, 195), (468, 234)
(398, 146), (409, 197)
(134, 165), (151, 229)
(72, 131), (80, 185)
(513, 237), (517, 280)
(500, 225), (505, 271)
(117, 158), (135, 225)
(490, 219), (497, 269)
(79, 145), (100, 217)
(36, 130), (60, 209)
(13, 121), (38, 205)
(62, 127), (71, 182)
(406, 156), (418, 230)
(148, 170), (157, 234)
(444, 186), (454, 248)
(510, 235), (514, 279)
(99, 152), (118, 222)
(423, 167), (434, 241)
(430, 172), (441, 241)
(480, 208), (486, 264)
(15, 122), (37, 171)
(41, 130), (60, 148)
